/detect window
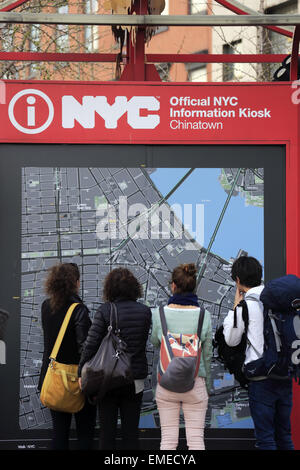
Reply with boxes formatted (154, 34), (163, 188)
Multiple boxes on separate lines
(29, 24), (41, 77)
(263, 0), (297, 79)
(161, 0), (169, 15)
(57, 4), (69, 52)
(156, 62), (171, 81)
(189, 65), (207, 82)
(85, 0), (98, 52)
(189, 0), (207, 15)
(222, 40), (242, 82)
(1, 25), (14, 52)
(186, 50), (208, 82)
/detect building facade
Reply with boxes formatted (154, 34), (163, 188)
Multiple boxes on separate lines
(211, 0), (297, 82)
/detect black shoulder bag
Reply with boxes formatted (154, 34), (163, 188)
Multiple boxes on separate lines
(81, 303), (133, 401)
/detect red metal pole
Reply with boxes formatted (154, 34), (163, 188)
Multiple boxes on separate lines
(131, 0), (147, 81)
(214, 0), (293, 39)
(0, 0), (31, 12)
(290, 26), (300, 451)
(291, 25), (300, 81)
(146, 53), (287, 64)
(0, 52), (288, 64)
(120, 0), (160, 81)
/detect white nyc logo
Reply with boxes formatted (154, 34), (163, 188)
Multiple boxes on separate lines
(8, 89), (160, 134)
(62, 95), (160, 130)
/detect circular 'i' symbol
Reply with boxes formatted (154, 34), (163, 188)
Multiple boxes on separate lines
(8, 89), (54, 134)
(26, 96), (37, 127)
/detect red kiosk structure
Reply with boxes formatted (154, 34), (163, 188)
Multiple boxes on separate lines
(0, 0), (299, 450)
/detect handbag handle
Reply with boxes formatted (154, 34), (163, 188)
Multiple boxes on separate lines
(109, 302), (120, 335)
(49, 303), (79, 360)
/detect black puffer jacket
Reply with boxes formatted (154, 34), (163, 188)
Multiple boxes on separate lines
(38, 294), (91, 391)
(78, 299), (152, 380)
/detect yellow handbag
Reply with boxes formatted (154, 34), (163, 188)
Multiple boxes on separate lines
(40, 303), (85, 413)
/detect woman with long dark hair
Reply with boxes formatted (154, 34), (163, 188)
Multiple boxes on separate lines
(78, 267), (151, 450)
(39, 262), (96, 450)
(151, 263), (212, 450)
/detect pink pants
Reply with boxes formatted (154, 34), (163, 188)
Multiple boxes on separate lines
(155, 377), (208, 450)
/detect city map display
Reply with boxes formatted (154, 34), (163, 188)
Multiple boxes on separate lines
(20, 166), (264, 431)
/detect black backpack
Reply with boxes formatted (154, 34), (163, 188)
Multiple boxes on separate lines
(213, 299), (251, 389)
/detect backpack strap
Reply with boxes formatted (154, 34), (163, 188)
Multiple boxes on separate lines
(159, 304), (168, 337)
(233, 300), (249, 331)
(234, 294), (260, 330)
(197, 306), (205, 340)
(238, 297), (262, 359)
(268, 309), (282, 352)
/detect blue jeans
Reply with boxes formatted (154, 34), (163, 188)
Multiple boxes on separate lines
(248, 378), (294, 450)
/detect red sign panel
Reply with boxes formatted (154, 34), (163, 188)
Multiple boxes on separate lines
(0, 80), (298, 143)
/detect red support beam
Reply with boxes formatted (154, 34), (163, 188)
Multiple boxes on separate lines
(0, 51), (287, 64)
(0, 51), (119, 62)
(214, 0), (293, 39)
(0, 0), (31, 12)
(146, 53), (287, 64)
(119, 0), (161, 81)
(291, 25), (300, 81)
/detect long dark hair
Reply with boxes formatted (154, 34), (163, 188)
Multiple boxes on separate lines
(103, 267), (142, 302)
(44, 263), (80, 311)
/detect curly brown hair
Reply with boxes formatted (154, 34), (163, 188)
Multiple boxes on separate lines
(103, 268), (143, 302)
(44, 263), (80, 311)
(171, 263), (197, 294)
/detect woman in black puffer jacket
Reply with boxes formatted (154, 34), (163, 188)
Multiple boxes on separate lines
(78, 268), (151, 450)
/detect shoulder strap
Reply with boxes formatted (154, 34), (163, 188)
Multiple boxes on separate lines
(111, 302), (120, 334)
(268, 309), (282, 352)
(197, 306), (205, 340)
(233, 299), (250, 332)
(49, 303), (79, 360)
(159, 304), (168, 337)
(239, 298), (262, 358)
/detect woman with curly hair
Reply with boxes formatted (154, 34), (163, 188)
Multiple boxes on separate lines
(78, 267), (151, 450)
(151, 263), (212, 450)
(39, 262), (96, 450)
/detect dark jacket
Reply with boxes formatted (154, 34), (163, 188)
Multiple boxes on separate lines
(78, 299), (152, 380)
(38, 294), (91, 391)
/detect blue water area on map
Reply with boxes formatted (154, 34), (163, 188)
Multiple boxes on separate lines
(150, 168), (264, 266)
(139, 413), (156, 428)
(216, 413), (254, 428)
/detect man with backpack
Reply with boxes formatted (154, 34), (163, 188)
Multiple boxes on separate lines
(223, 256), (295, 450)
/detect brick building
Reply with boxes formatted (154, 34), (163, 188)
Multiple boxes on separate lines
(0, 0), (212, 82)
(0, 1), (296, 82)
